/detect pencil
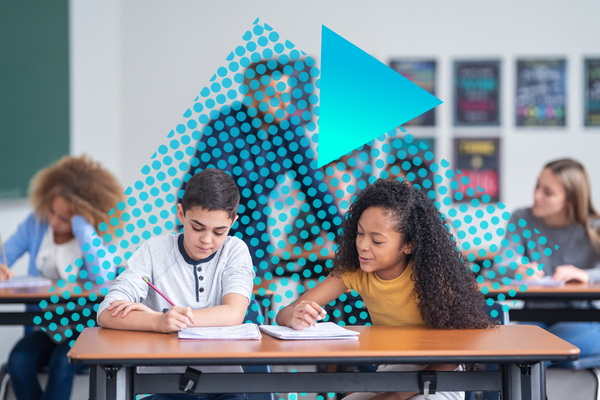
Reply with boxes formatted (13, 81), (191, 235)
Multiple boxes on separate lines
(0, 233), (6, 266)
(142, 276), (176, 307)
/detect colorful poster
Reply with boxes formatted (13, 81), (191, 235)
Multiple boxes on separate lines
(454, 60), (500, 126)
(389, 59), (436, 126)
(453, 138), (500, 203)
(516, 59), (566, 127)
(585, 59), (600, 127)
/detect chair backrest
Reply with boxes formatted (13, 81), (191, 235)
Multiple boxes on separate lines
(484, 301), (510, 325)
(465, 302), (509, 400)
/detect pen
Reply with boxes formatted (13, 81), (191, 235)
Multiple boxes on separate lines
(142, 276), (177, 307)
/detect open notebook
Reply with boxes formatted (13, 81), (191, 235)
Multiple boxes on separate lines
(259, 322), (360, 340)
(0, 276), (52, 288)
(510, 276), (565, 286)
(178, 323), (262, 340)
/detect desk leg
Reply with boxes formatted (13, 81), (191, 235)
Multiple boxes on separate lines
(105, 366), (120, 400)
(503, 363), (543, 400)
(89, 365), (107, 400)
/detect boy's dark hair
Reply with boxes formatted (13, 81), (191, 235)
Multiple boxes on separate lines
(182, 169), (240, 220)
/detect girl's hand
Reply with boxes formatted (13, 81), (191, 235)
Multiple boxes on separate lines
(107, 300), (160, 317)
(156, 306), (196, 333)
(0, 263), (14, 283)
(291, 301), (327, 330)
(553, 265), (590, 284)
(516, 262), (544, 281)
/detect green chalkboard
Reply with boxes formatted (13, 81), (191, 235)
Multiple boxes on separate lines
(0, 0), (69, 200)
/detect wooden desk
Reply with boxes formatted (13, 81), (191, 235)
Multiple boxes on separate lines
(68, 325), (578, 400)
(483, 283), (600, 322)
(0, 282), (104, 326)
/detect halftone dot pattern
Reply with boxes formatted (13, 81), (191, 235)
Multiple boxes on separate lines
(38, 19), (554, 349)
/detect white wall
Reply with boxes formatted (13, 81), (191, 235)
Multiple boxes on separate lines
(1, 0), (599, 364)
(116, 0), (600, 215)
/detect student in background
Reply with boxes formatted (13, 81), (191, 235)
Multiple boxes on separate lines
(98, 168), (254, 400)
(0, 155), (123, 400)
(495, 158), (600, 362)
(277, 179), (492, 400)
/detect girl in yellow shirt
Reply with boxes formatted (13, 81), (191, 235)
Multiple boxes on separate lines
(276, 179), (492, 400)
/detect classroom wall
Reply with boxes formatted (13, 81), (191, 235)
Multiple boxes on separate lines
(1, 0), (599, 364)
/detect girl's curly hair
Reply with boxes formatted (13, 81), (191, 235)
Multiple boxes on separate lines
(333, 179), (492, 330)
(29, 155), (124, 235)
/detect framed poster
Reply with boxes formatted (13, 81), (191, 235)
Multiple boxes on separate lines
(453, 138), (500, 203)
(454, 60), (501, 126)
(516, 58), (566, 127)
(389, 59), (436, 126)
(585, 59), (600, 127)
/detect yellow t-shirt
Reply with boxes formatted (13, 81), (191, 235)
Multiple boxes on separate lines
(341, 260), (425, 326)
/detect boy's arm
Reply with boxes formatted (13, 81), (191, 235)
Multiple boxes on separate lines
(96, 242), (154, 330)
(188, 293), (249, 326)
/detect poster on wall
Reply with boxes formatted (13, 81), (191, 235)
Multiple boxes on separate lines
(453, 138), (500, 203)
(389, 59), (436, 126)
(585, 59), (600, 127)
(516, 58), (567, 127)
(454, 60), (501, 126)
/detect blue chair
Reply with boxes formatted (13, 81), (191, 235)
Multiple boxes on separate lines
(464, 302), (509, 400)
(243, 298), (275, 400)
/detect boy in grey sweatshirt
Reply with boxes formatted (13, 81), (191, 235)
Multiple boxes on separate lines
(98, 168), (254, 400)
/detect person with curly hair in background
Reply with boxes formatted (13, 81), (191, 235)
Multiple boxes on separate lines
(276, 179), (493, 400)
(0, 155), (124, 400)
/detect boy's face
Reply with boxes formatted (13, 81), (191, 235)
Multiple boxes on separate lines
(176, 204), (237, 260)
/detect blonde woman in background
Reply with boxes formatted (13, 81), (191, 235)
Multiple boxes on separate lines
(0, 155), (124, 400)
(497, 158), (600, 364)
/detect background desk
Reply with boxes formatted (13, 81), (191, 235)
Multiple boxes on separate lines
(483, 283), (600, 323)
(68, 325), (579, 400)
(0, 282), (104, 326)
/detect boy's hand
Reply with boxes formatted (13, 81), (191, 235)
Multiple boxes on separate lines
(0, 263), (14, 283)
(292, 301), (327, 330)
(107, 300), (160, 318)
(156, 306), (196, 333)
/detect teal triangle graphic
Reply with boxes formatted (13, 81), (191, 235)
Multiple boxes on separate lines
(318, 26), (443, 167)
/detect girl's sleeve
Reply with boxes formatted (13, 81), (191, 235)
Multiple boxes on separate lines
(71, 215), (117, 282)
(586, 219), (600, 284)
(3, 213), (35, 267)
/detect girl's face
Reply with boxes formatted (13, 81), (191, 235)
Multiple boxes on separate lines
(176, 204), (237, 260)
(532, 168), (568, 220)
(356, 206), (411, 280)
(48, 196), (74, 235)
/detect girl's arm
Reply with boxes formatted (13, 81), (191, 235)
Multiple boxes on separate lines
(3, 213), (35, 267)
(276, 274), (348, 329)
(71, 215), (117, 282)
